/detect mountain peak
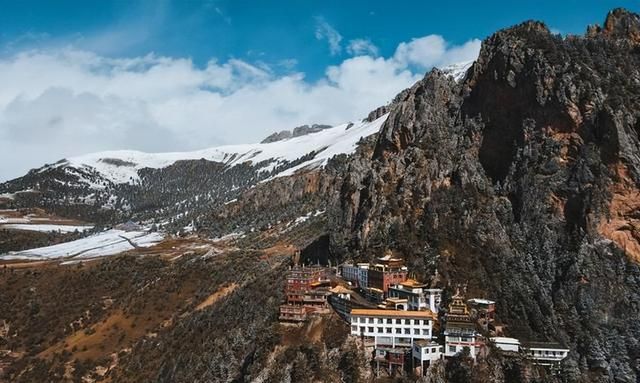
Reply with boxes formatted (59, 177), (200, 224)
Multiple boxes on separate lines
(260, 123), (333, 143)
(587, 8), (640, 43)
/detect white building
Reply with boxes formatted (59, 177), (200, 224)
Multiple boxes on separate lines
(444, 325), (482, 359)
(340, 263), (369, 288)
(490, 337), (520, 352)
(522, 342), (570, 365)
(388, 280), (442, 313)
(412, 340), (443, 376)
(444, 290), (482, 359)
(350, 309), (436, 348)
(357, 265), (369, 289)
(413, 340), (443, 363)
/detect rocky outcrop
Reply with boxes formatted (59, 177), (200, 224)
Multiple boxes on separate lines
(588, 8), (640, 43)
(261, 124), (333, 143)
(261, 130), (293, 143)
(329, 10), (640, 382)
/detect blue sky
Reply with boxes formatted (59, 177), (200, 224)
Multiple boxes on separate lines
(0, 0), (637, 181)
(1, 0), (636, 80)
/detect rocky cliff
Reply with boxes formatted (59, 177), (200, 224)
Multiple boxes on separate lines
(328, 8), (640, 382)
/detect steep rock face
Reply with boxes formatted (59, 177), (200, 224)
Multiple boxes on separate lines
(588, 8), (640, 43)
(329, 11), (640, 382)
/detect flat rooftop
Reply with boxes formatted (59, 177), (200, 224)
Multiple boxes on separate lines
(468, 298), (496, 305)
(398, 279), (427, 288)
(521, 341), (569, 350)
(351, 308), (435, 319)
(414, 339), (440, 347)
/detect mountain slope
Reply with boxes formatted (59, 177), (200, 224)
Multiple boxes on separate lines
(328, 8), (640, 382)
(0, 116), (388, 232)
(40, 116), (388, 185)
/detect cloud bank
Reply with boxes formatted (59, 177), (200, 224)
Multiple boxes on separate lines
(0, 35), (480, 181)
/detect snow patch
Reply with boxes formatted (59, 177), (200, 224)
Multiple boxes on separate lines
(0, 224), (94, 233)
(441, 61), (473, 82)
(0, 193), (15, 200)
(210, 232), (245, 243)
(1, 229), (164, 260)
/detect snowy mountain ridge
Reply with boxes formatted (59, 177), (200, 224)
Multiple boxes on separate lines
(31, 61), (473, 188)
(40, 114), (389, 186)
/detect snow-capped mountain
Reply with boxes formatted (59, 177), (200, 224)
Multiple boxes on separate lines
(0, 61), (471, 234)
(37, 114), (388, 186)
(0, 114), (389, 232)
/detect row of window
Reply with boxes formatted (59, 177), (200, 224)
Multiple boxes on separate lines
(447, 345), (478, 354)
(351, 325), (430, 336)
(446, 336), (474, 342)
(414, 346), (441, 354)
(352, 317), (430, 326)
(529, 350), (567, 357)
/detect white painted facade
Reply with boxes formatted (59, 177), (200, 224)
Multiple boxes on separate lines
(413, 341), (444, 362)
(341, 263), (369, 288)
(522, 343), (570, 365)
(350, 310), (435, 348)
(444, 328), (482, 359)
(490, 337), (520, 352)
(388, 283), (442, 313)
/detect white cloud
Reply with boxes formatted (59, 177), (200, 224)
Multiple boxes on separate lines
(346, 38), (379, 56)
(0, 34), (481, 181)
(393, 35), (481, 70)
(549, 27), (563, 35)
(314, 18), (343, 55)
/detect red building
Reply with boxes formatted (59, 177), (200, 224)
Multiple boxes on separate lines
(279, 305), (307, 322)
(285, 265), (326, 292)
(279, 265), (329, 322)
(366, 254), (408, 293)
(374, 347), (406, 376)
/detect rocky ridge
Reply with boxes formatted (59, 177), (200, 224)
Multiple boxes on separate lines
(327, 8), (640, 382)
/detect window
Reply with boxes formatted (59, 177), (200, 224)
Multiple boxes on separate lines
(405, 319), (411, 325)
(377, 327), (383, 333)
(386, 318), (392, 324)
(360, 326), (365, 333)
(368, 318), (374, 324)
(414, 329), (419, 335)
(404, 328), (410, 334)
(386, 328), (392, 333)
(449, 346), (456, 353)
(368, 327), (374, 332)
(396, 319), (401, 324)
(351, 326), (357, 332)
(395, 328), (401, 334)
(422, 329), (429, 335)
(431, 348), (437, 353)
(378, 318), (384, 324)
